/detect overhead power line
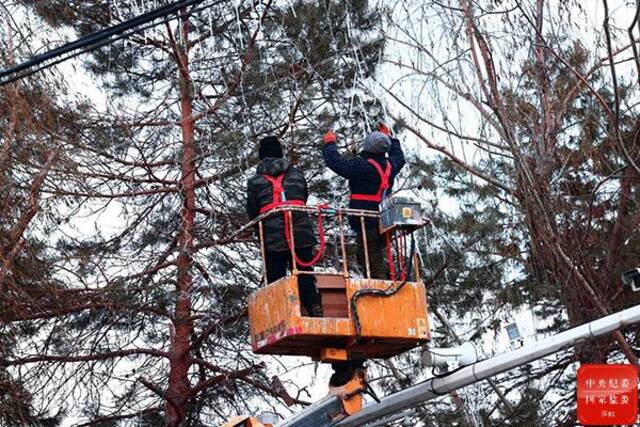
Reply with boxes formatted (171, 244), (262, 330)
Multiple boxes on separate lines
(0, 0), (210, 86)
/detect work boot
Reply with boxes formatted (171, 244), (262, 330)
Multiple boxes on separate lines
(310, 304), (324, 318)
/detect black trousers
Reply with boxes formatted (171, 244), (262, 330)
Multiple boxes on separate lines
(265, 247), (322, 314)
(356, 228), (388, 279)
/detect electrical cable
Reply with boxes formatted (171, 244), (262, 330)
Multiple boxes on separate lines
(1, 0), (241, 90)
(0, 0), (219, 86)
(2, 13), (177, 86)
(1, 0), (203, 79)
(431, 364), (466, 379)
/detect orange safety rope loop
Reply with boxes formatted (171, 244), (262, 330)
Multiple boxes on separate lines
(385, 231), (396, 281)
(284, 204), (328, 268)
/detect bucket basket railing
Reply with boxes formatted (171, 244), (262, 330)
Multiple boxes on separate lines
(234, 205), (422, 285)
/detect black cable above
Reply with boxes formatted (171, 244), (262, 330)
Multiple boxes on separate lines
(0, 0), (205, 85)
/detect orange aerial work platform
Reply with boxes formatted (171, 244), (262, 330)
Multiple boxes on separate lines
(249, 274), (429, 360)
(246, 205), (431, 363)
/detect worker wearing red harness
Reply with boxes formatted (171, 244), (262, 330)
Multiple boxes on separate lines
(247, 136), (323, 317)
(322, 124), (406, 279)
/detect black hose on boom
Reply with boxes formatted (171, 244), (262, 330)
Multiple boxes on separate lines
(350, 234), (416, 339)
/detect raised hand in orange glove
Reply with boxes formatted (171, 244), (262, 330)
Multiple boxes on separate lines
(378, 123), (391, 136)
(323, 130), (337, 144)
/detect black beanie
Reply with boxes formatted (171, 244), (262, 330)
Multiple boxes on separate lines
(258, 136), (283, 160)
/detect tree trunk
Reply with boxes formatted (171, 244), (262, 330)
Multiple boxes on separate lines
(166, 15), (196, 427)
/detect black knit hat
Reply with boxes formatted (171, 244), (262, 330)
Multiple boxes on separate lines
(258, 136), (283, 160)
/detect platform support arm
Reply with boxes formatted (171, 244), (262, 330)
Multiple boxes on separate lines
(280, 304), (640, 427)
(335, 304), (640, 426)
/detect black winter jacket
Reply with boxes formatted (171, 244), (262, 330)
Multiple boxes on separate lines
(246, 157), (316, 253)
(323, 137), (406, 230)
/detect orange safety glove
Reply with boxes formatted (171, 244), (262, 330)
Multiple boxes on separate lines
(323, 130), (337, 144)
(378, 123), (391, 136)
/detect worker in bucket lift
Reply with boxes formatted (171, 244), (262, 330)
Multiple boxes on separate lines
(321, 123), (405, 388)
(246, 136), (323, 317)
(322, 123), (406, 280)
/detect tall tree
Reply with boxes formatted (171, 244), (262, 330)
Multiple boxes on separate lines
(371, 0), (640, 424)
(4, 0), (386, 425)
(0, 6), (81, 424)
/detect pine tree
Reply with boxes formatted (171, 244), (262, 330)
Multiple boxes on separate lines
(0, 8), (83, 425)
(6, 0), (387, 425)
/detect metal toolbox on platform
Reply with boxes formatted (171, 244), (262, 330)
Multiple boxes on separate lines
(379, 196), (423, 234)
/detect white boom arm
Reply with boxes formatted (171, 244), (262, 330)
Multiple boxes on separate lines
(278, 305), (640, 426)
(335, 304), (640, 426)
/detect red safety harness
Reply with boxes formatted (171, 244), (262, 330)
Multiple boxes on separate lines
(259, 174), (325, 267)
(349, 159), (407, 280)
(350, 159), (392, 202)
(259, 174), (305, 214)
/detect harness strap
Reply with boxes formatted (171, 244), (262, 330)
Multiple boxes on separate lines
(350, 159), (392, 202)
(259, 174), (306, 213)
(258, 173), (324, 267)
(259, 199), (304, 214)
